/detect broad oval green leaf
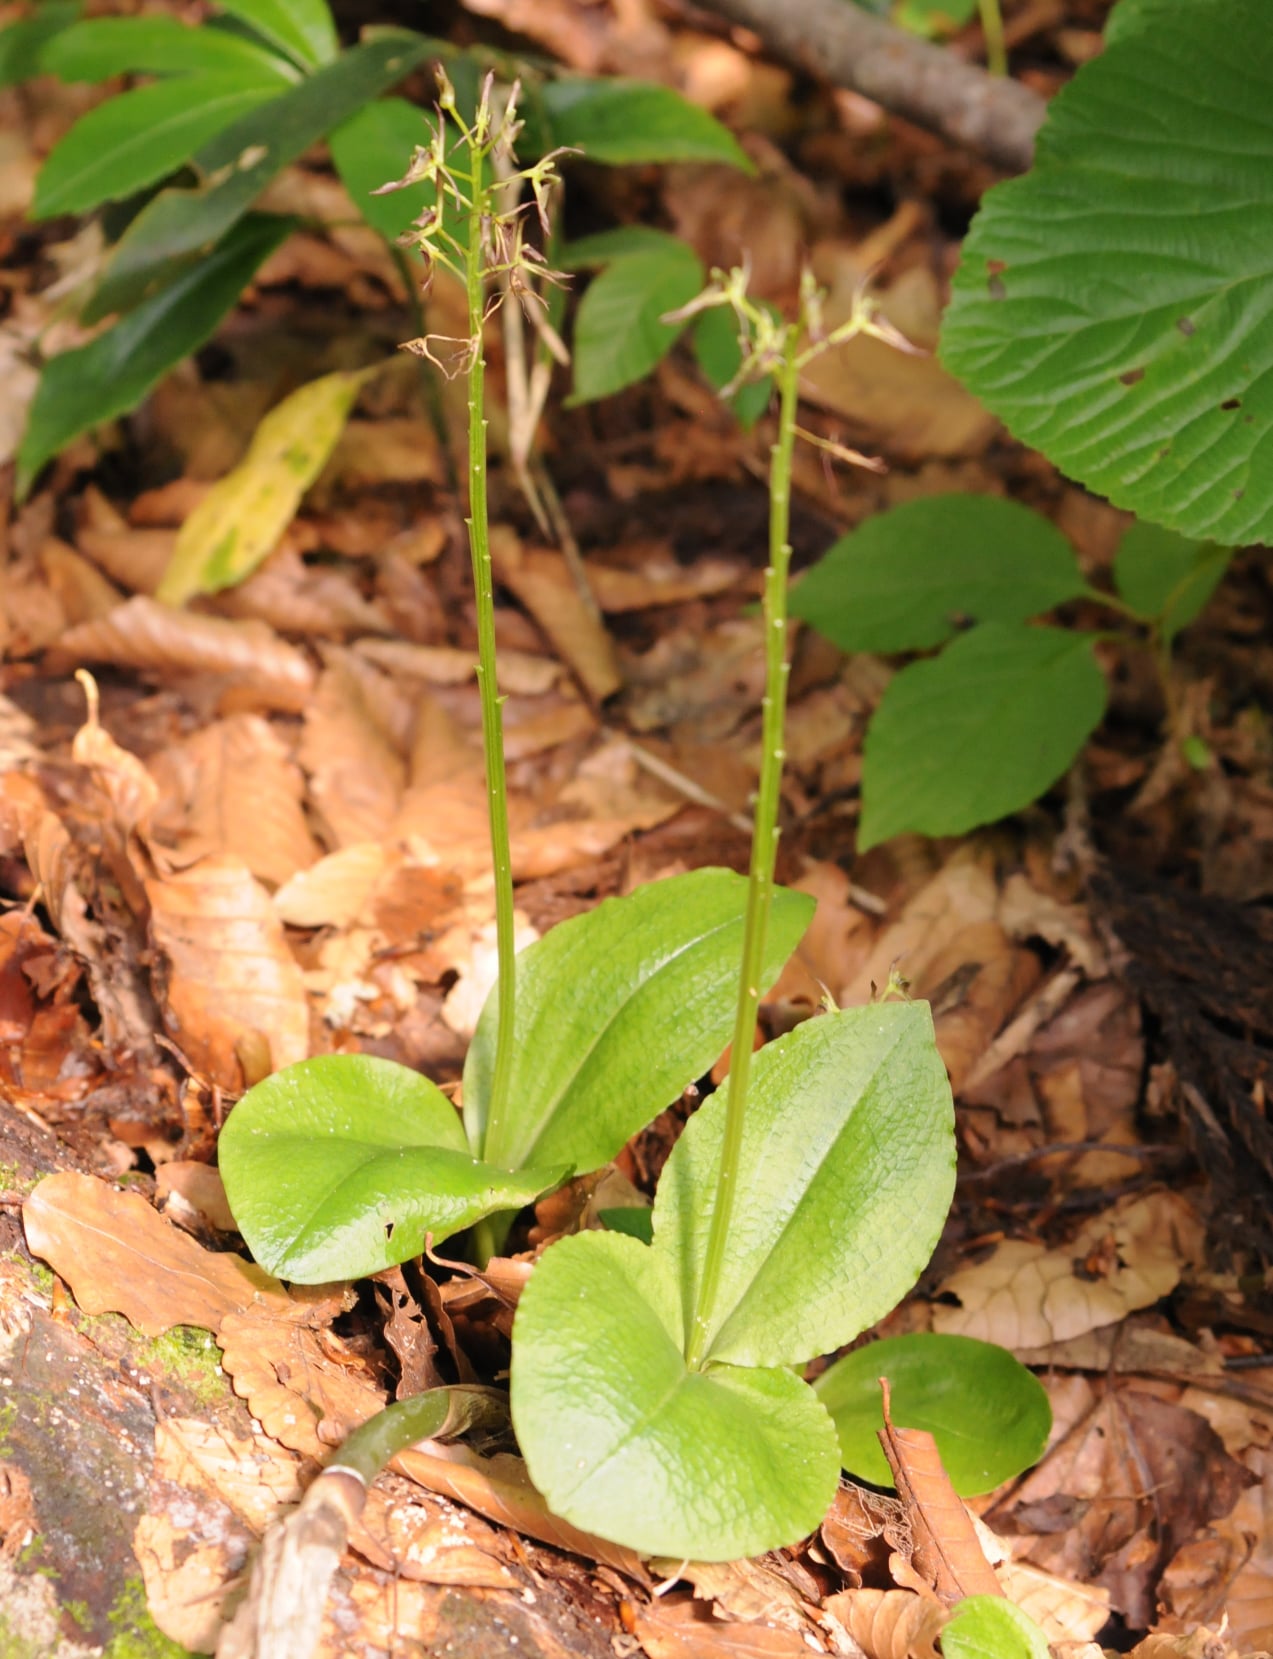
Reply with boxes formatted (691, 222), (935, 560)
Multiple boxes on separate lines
(859, 622), (1108, 849)
(329, 96), (438, 243)
(653, 1004), (955, 1368)
(157, 367), (372, 604)
(511, 1231), (840, 1559)
(560, 225), (685, 270)
(464, 869), (814, 1174)
(217, 0), (338, 68)
(542, 78), (751, 171)
(0, 1), (81, 88)
(940, 0), (1273, 545)
(39, 16), (297, 84)
(17, 213), (292, 498)
(567, 242), (703, 405)
(790, 495), (1086, 655)
(693, 304), (773, 430)
(812, 1333), (1051, 1495)
(1112, 521), (1233, 644)
(33, 73), (282, 219)
(218, 1054), (567, 1282)
(942, 1598), (1051, 1659)
(84, 29), (436, 323)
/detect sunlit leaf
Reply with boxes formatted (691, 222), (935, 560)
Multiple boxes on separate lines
(157, 368), (373, 605)
(941, 0), (1273, 543)
(511, 1231), (840, 1559)
(942, 1598), (1051, 1659)
(17, 214), (292, 498)
(813, 1333), (1051, 1495)
(790, 495), (1086, 654)
(464, 869), (813, 1173)
(217, 0), (338, 68)
(218, 1055), (568, 1282)
(653, 1005), (955, 1367)
(859, 623), (1108, 848)
(567, 241), (702, 405)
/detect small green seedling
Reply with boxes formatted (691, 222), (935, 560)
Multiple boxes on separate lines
(220, 81), (1047, 1564)
(789, 492), (1235, 847)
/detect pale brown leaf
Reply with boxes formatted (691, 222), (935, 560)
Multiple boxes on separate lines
(822, 1588), (946, 1659)
(634, 1599), (810, 1659)
(490, 527), (621, 702)
(146, 855), (310, 1089)
(300, 655), (406, 847)
(57, 597), (316, 711)
(356, 636), (561, 696)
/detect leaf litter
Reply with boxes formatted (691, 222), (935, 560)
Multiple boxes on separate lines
(2, 1), (1272, 1655)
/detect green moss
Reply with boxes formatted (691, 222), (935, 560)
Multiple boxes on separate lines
(133, 1326), (225, 1408)
(0, 1400), (17, 1453)
(102, 1580), (195, 1659)
(0, 1610), (44, 1659)
(0, 1163), (39, 1197)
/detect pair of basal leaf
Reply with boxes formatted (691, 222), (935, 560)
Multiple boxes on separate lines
(218, 867), (813, 1283)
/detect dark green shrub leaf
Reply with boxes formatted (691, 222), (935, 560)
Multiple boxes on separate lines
(560, 225), (684, 269)
(33, 74), (283, 219)
(813, 1333), (1051, 1495)
(511, 1232), (840, 1558)
(218, 1054), (567, 1282)
(693, 304), (773, 430)
(17, 213), (292, 498)
(567, 242), (702, 404)
(330, 96), (439, 243)
(542, 78), (751, 170)
(942, 1598), (1051, 1659)
(790, 495), (1086, 654)
(941, 0), (1273, 544)
(39, 16), (296, 83)
(598, 1206), (654, 1244)
(217, 0), (338, 69)
(84, 29), (435, 323)
(1112, 521), (1233, 643)
(859, 623), (1108, 848)
(653, 1005), (955, 1368)
(465, 869), (812, 1172)
(0, 1), (80, 87)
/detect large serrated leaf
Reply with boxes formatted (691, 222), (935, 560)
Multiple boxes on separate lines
(813, 1332), (1051, 1495)
(511, 1231), (840, 1559)
(790, 495), (1086, 654)
(859, 622), (1108, 848)
(542, 78), (751, 171)
(157, 367), (373, 605)
(84, 30), (435, 323)
(652, 1005), (956, 1368)
(33, 74), (283, 219)
(464, 869), (813, 1174)
(218, 1055), (567, 1282)
(17, 214), (292, 498)
(940, 0), (1273, 544)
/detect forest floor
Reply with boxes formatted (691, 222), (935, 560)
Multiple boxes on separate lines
(0, 0), (1271, 1655)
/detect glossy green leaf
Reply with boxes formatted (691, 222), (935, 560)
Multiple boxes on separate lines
(465, 869), (813, 1172)
(1112, 521), (1233, 643)
(39, 16), (297, 83)
(598, 1206), (654, 1244)
(790, 495), (1086, 654)
(653, 1005), (955, 1368)
(859, 623), (1108, 848)
(84, 30), (435, 323)
(567, 242), (702, 405)
(542, 78), (751, 170)
(940, 0), (1273, 544)
(693, 304), (773, 430)
(33, 74), (283, 219)
(329, 96), (440, 244)
(217, 0), (338, 68)
(17, 213), (291, 498)
(813, 1333), (1051, 1495)
(942, 1598), (1051, 1659)
(511, 1231), (840, 1558)
(560, 225), (684, 269)
(218, 1054), (567, 1282)
(0, 1), (80, 87)
(157, 367), (372, 603)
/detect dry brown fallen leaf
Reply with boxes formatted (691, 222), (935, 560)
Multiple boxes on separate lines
(584, 546), (743, 612)
(356, 636), (561, 696)
(146, 855), (311, 1089)
(149, 713), (321, 888)
(155, 1160), (238, 1232)
(215, 541), (391, 637)
(634, 1598), (810, 1659)
(933, 1190), (1205, 1348)
(56, 596), (316, 711)
(490, 526), (621, 703)
(822, 1588), (946, 1659)
(22, 1172), (288, 1334)
(300, 654), (406, 847)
